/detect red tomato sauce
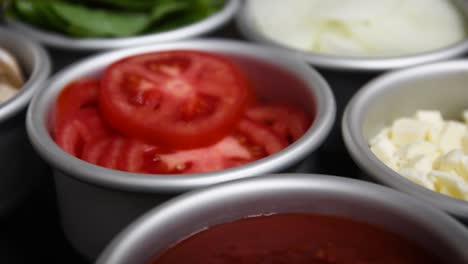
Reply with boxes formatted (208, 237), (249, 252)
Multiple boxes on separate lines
(149, 213), (443, 264)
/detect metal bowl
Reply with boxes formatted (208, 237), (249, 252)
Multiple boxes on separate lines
(26, 39), (335, 259)
(0, 27), (51, 216)
(236, 0), (468, 71)
(343, 60), (468, 222)
(96, 174), (468, 264)
(5, 0), (240, 51)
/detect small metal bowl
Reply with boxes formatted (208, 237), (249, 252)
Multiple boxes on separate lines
(343, 60), (468, 222)
(96, 174), (468, 264)
(26, 39), (335, 259)
(5, 0), (240, 51)
(0, 27), (51, 216)
(236, 0), (468, 71)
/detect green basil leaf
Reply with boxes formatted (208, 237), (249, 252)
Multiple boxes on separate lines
(6, 0), (225, 37)
(150, 0), (188, 22)
(148, 0), (224, 32)
(79, 0), (159, 11)
(10, 0), (69, 32)
(49, 1), (150, 37)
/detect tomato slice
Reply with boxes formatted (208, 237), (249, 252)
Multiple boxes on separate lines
(82, 135), (160, 173)
(149, 136), (253, 174)
(54, 79), (100, 129)
(79, 118), (289, 174)
(236, 118), (288, 155)
(54, 108), (111, 157)
(245, 103), (311, 143)
(142, 118), (288, 175)
(99, 50), (253, 149)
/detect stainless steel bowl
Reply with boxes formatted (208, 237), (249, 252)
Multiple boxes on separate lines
(343, 60), (468, 221)
(5, 0), (240, 51)
(96, 174), (468, 264)
(236, 0), (468, 71)
(26, 39), (335, 259)
(0, 27), (51, 216)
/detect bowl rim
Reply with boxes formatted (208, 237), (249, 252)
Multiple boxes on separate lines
(236, 0), (468, 72)
(342, 59), (468, 219)
(0, 27), (51, 123)
(96, 173), (468, 264)
(5, 0), (240, 51)
(26, 38), (336, 193)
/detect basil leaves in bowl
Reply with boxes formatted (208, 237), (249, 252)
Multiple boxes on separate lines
(3, 0), (240, 51)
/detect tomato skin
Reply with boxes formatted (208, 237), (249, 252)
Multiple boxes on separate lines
(54, 108), (111, 157)
(82, 136), (161, 173)
(54, 79), (100, 129)
(99, 50), (253, 149)
(245, 104), (311, 143)
(236, 118), (288, 156)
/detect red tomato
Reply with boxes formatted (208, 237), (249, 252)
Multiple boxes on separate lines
(99, 50), (253, 149)
(144, 118), (288, 175)
(54, 79), (100, 129)
(54, 108), (111, 157)
(236, 118), (288, 155)
(148, 136), (253, 174)
(78, 118), (289, 174)
(82, 136), (159, 172)
(245, 103), (311, 143)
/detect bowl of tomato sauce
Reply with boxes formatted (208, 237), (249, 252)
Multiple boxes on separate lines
(26, 39), (335, 259)
(96, 173), (468, 264)
(0, 27), (51, 216)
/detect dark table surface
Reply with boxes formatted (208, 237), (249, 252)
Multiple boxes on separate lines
(0, 21), (383, 263)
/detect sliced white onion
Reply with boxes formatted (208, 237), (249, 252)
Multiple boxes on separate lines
(249, 0), (467, 57)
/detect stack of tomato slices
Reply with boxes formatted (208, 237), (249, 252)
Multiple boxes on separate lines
(52, 51), (312, 174)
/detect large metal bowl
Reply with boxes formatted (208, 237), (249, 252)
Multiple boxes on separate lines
(236, 0), (468, 71)
(97, 174), (468, 264)
(5, 0), (240, 51)
(26, 39), (335, 259)
(0, 27), (51, 216)
(343, 60), (468, 222)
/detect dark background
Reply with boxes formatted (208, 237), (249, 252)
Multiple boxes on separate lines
(0, 21), (384, 263)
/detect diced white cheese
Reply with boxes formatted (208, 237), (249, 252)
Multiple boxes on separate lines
(463, 109), (468, 124)
(425, 122), (443, 144)
(438, 121), (466, 154)
(369, 128), (390, 146)
(395, 141), (437, 162)
(401, 155), (434, 175)
(415, 110), (443, 125)
(399, 168), (434, 190)
(462, 132), (468, 154)
(459, 155), (468, 181)
(391, 118), (428, 147)
(369, 109), (468, 201)
(434, 149), (464, 176)
(370, 137), (397, 169)
(429, 170), (468, 200)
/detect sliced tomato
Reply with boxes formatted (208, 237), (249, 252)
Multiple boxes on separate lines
(146, 136), (252, 174)
(245, 103), (312, 143)
(141, 118), (288, 175)
(99, 50), (253, 149)
(82, 135), (160, 173)
(54, 78), (100, 129)
(81, 135), (255, 174)
(79, 118), (289, 174)
(54, 108), (111, 157)
(236, 118), (288, 155)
